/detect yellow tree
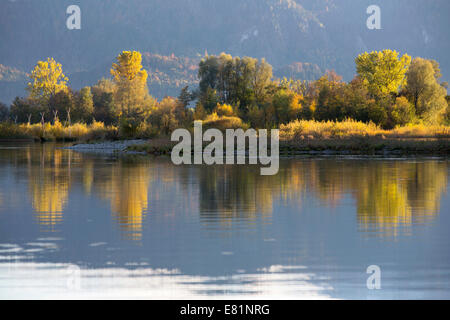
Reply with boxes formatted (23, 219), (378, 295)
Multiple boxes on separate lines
(110, 51), (150, 118)
(356, 50), (411, 97)
(27, 58), (68, 105)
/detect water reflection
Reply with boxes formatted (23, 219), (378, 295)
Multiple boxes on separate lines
(97, 160), (151, 240)
(0, 262), (332, 299)
(0, 144), (448, 238)
(196, 160), (448, 237)
(26, 148), (72, 229)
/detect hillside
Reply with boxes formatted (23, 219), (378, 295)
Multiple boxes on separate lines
(0, 0), (449, 103)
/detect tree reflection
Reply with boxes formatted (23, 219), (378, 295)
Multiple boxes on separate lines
(94, 159), (151, 241)
(26, 146), (74, 229)
(13, 144), (448, 238)
(195, 159), (448, 237)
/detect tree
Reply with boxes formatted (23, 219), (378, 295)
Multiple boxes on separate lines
(148, 97), (180, 135)
(389, 97), (415, 127)
(27, 58), (68, 105)
(198, 87), (219, 112)
(178, 86), (193, 108)
(110, 51), (151, 118)
(356, 50), (411, 97)
(48, 89), (74, 123)
(271, 89), (302, 124)
(10, 97), (39, 124)
(312, 71), (346, 121)
(405, 57), (448, 123)
(445, 96), (450, 124)
(0, 102), (9, 122)
(92, 78), (117, 125)
(251, 58), (273, 104)
(198, 53), (273, 111)
(73, 86), (94, 123)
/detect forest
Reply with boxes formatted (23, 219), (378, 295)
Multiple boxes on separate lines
(0, 49), (449, 144)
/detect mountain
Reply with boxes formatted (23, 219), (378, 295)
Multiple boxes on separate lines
(0, 64), (27, 104)
(0, 0), (449, 103)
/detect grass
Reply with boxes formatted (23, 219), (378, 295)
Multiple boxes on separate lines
(278, 120), (450, 155)
(127, 137), (174, 155)
(1, 119), (449, 155)
(279, 119), (450, 140)
(0, 121), (118, 141)
(202, 114), (248, 131)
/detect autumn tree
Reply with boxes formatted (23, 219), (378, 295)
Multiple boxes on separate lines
(27, 58), (68, 105)
(271, 89), (303, 124)
(148, 97), (181, 135)
(405, 57), (448, 123)
(356, 50), (411, 97)
(111, 51), (152, 119)
(388, 97), (415, 127)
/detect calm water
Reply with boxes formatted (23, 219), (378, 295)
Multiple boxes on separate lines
(0, 143), (449, 299)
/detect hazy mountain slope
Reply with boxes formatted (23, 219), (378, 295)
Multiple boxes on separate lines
(0, 0), (449, 103)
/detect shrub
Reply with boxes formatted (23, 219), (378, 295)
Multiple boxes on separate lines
(202, 114), (248, 131)
(389, 97), (415, 127)
(214, 103), (236, 117)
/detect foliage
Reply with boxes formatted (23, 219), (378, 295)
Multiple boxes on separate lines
(202, 114), (248, 131)
(356, 50), (411, 97)
(388, 97), (415, 127)
(2, 49), (450, 142)
(405, 58), (448, 124)
(280, 119), (450, 140)
(198, 53), (272, 112)
(0, 121), (118, 141)
(111, 51), (153, 118)
(27, 58), (68, 105)
(0, 102), (10, 122)
(92, 78), (117, 125)
(148, 96), (189, 136)
(214, 103), (236, 117)
(72, 86), (94, 123)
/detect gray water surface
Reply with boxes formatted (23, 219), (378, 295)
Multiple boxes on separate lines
(0, 143), (449, 299)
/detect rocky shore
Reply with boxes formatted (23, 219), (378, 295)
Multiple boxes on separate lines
(63, 139), (148, 154)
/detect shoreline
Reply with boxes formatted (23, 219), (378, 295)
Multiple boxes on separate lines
(126, 137), (450, 157)
(1, 137), (449, 157)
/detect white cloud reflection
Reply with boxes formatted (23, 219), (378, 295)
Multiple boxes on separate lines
(0, 263), (333, 299)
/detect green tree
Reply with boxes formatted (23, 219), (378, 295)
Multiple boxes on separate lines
(178, 86), (193, 108)
(0, 102), (9, 122)
(198, 87), (219, 112)
(10, 97), (39, 124)
(356, 50), (411, 97)
(312, 71), (346, 121)
(389, 97), (415, 127)
(92, 78), (117, 125)
(405, 57), (448, 123)
(48, 89), (74, 123)
(72, 87), (94, 123)
(198, 53), (273, 112)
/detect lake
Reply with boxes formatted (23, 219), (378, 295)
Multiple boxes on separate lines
(0, 143), (449, 299)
